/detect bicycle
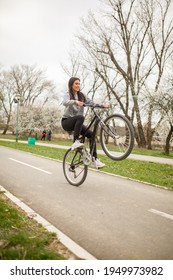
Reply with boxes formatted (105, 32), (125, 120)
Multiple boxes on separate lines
(63, 104), (134, 186)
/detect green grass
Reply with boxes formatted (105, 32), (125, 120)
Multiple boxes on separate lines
(131, 146), (173, 158)
(101, 156), (173, 189)
(0, 140), (173, 190)
(38, 139), (173, 159)
(0, 193), (71, 260)
(1, 134), (173, 159)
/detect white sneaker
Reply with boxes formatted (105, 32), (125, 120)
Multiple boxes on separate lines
(71, 140), (84, 150)
(91, 158), (105, 169)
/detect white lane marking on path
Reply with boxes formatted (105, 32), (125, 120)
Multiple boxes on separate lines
(149, 208), (173, 221)
(9, 158), (52, 175)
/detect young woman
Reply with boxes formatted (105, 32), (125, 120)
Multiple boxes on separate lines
(61, 77), (106, 168)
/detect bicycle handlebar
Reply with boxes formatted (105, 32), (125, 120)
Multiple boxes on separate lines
(83, 103), (106, 109)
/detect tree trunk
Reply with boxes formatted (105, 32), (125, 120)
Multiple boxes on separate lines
(131, 89), (146, 148)
(146, 105), (153, 150)
(2, 115), (11, 134)
(2, 125), (8, 135)
(164, 125), (173, 155)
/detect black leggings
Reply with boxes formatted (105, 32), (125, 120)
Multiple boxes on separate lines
(61, 115), (97, 158)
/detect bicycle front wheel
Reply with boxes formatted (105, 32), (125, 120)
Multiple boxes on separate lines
(100, 114), (134, 160)
(63, 148), (88, 186)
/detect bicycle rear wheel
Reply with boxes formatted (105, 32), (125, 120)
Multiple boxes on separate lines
(63, 148), (88, 186)
(100, 114), (134, 160)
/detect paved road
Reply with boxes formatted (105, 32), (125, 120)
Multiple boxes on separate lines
(1, 138), (173, 165)
(1, 146), (173, 260)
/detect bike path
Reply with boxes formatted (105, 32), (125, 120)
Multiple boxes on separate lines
(1, 146), (173, 260)
(0, 138), (173, 165)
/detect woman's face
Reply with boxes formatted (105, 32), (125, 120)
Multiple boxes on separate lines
(72, 79), (80, 93)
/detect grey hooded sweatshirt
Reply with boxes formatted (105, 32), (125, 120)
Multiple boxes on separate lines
(62, 92), (95, 118)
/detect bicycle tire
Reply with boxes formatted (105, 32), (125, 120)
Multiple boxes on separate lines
(100, 114), (134, 160)
(63, 148), (88, 186)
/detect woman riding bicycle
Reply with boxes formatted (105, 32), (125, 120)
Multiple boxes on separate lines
(61, 77), (107, 169)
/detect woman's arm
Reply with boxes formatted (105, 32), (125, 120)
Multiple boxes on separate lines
(62, 92), (75, 106)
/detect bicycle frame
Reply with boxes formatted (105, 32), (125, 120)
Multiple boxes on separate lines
(80, 105), (104, 157)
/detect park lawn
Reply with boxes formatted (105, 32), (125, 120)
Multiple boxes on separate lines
(0, 140), (173, 190)
(0, 134), (173, 159)
(101, 155), (173, 189)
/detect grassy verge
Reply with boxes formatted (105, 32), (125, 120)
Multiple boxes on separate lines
(0, 192), (76, 260)
(0, 134), (173, 159)
(0, 140), (173, 190)
(102, 156), (173, 189)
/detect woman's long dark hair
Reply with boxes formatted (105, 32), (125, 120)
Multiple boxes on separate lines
(68, 77), (86, 102)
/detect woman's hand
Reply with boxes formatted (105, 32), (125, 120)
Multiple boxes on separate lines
(75, 100), (84, 107)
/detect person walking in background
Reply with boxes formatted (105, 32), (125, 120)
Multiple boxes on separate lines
(41, 130), (46, 140)
(47, 130), (52, 141)
(61, 77), (108, 169)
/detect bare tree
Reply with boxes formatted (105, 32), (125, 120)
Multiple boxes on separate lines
(144, 0), (173, 148)
(151, 58), (173, 154)
(151, 90), (173, 154)
(0, 65), (55, 134)
(0, 71), (16, 134)
(9, 65), (55, 106)
(76, 0), (173, 148)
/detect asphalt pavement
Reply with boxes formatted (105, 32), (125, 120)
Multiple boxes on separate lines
(0, 145), (173, 260)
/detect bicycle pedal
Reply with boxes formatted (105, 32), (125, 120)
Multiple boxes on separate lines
(69, 167), (75, 172)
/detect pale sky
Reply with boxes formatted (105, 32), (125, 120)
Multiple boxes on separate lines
(1, 0), (173, 88)
(0, 0), (101, 86)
